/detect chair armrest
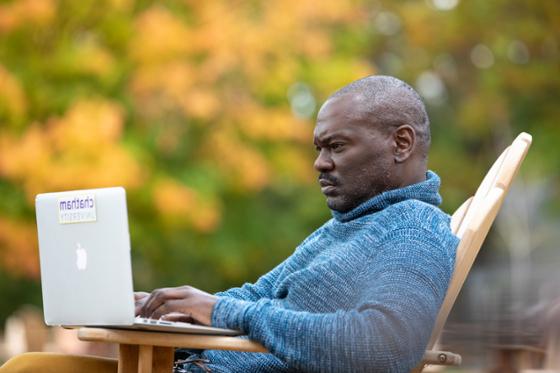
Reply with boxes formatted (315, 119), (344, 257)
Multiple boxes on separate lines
(422, 350), (462, 366)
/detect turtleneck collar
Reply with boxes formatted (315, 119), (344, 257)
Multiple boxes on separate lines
(331, 171), (442, 223)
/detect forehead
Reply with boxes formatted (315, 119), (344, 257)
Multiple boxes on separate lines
(314, 94), (371, 139)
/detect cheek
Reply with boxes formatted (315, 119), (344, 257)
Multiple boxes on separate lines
(349, 151), (391, 175)
(346, 156), (393, 191)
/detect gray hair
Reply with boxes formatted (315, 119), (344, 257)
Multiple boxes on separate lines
(330, 75), (431, 157)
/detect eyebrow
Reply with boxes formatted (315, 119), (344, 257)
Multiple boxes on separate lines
(313, 131), (353, 145)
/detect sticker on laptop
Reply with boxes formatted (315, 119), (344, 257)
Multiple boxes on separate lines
(58, 194), (97, 224)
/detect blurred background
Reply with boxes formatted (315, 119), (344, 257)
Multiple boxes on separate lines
(0, 0), (559, 370)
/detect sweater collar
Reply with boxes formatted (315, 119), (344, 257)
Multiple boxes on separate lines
(331, 171), (442, 223)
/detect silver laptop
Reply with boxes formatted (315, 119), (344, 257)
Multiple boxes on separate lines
(35, 187), (240, 336)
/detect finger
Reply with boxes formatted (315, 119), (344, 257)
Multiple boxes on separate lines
(134, 291), (150, 300)
(146, 301), (166, 319)
(139, 288), (166, 318)
(161, 312), (194, 323)
(134, 292), (150, 315)
(135, 297), (148, 316)
(148, 298), (186, 320)
(141, 287), (188, 318)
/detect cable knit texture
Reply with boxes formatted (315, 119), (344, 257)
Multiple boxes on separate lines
(185, 171), (458, 373)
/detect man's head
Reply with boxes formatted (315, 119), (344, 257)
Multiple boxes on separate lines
(313, 75), (431, 212)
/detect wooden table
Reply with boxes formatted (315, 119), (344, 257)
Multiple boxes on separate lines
(78, 328), (467, 372)
(78, 327), (267, 373)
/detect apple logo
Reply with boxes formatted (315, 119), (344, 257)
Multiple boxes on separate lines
(75, 243), (88, 271)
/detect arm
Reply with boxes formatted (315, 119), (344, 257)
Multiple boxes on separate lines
(216, 231), (322, 301)
(214, 259), (287, 301)
(212, 228), (456, 372)
(136, 239), (316, 322)
(135, 263), (291, 323)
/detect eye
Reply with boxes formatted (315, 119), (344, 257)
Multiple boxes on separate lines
(330, 143), (345, 152)
(314, 145), (321, 152)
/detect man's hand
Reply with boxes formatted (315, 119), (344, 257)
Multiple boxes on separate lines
(137, 286), (217, 326)
(134, 291), (150, 316)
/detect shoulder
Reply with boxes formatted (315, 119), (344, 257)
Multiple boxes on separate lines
(367, 200), (459, 261)
(378, 199), (454, 236)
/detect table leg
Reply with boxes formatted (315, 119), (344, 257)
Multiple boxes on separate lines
(119, 344), (139, 373)
(139, 345), (153, 373)
(153, 346), (175, 373)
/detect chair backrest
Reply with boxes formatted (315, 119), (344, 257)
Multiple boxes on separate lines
(426, 132), (532, 350)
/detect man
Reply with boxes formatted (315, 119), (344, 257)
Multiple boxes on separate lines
(0, 75), (458, 373)
(135, 75), (458, 372)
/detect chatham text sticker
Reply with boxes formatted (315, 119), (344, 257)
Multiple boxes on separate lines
(58, 194), (97, 224)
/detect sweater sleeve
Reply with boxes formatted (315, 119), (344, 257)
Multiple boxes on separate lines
(213, 260), (286, 301)
(211, 228), (456, 373)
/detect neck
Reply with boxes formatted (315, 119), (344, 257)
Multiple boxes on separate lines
(396, 161), (427, 189)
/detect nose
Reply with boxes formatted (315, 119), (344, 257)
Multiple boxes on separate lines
(313, 149), (334, 172)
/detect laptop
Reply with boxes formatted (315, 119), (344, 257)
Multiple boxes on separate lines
(35, 187), (240, 336)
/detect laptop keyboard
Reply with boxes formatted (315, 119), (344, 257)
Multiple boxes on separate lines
(130, 316), (242, 335)
(135, 316), (191, 326)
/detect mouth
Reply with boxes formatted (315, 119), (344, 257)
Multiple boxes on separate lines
(319, 178), (337, 195)
(320, 185), (337, 195)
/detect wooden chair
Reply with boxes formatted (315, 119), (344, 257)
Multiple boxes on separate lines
(413, 131), (533, 371)
(78, 132), (533, 373)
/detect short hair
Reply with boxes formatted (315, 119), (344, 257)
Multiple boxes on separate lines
(330, 75), (431, 157)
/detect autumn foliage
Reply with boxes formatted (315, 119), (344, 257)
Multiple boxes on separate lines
(0, 0), (558, 321)
(0, 0), (374, 288)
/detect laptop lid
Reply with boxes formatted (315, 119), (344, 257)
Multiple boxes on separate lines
(35, 187), (135, 326)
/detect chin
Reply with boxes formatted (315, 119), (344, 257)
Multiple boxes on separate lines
(327, 198), (352, 213)
(327, 193), (369, 212)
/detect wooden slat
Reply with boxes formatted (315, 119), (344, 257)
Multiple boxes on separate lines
(544, 324), (560, 369)
(118, 344), (139, 373)
(495, 133), (532, 192)
(138, 345), (153, 373)
(450, 197), (472, 236)
(152, 347), (175, 373)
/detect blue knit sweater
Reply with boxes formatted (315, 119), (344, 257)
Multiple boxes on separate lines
(194, 171), (458, 373)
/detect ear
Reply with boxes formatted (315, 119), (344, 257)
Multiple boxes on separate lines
(393, 125), (416, 163)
